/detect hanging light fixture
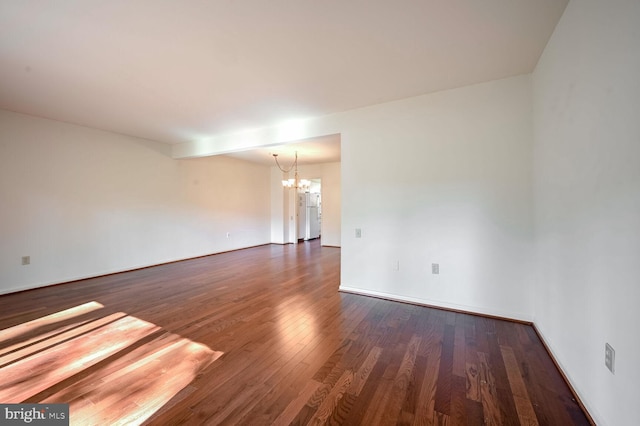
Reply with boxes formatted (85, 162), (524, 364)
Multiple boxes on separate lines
(272, 151), (311, 190)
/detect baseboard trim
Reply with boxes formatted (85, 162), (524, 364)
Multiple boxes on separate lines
(0, 243), (273, 297)
(338, 285), (532, 324)
(532, 324), (597, 426)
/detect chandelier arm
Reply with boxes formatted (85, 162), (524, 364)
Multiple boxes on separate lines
(273, 155), (296, 173)
(272, 152), (298, 173)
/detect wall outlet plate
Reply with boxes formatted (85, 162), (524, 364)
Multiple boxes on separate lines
(432, 263), (439, 274)
(21, 256), (30, 265)
(605, 343), (615, 374)
(355, 228), (362, 238)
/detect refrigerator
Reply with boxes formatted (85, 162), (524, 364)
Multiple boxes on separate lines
(298, 192), (321, 240)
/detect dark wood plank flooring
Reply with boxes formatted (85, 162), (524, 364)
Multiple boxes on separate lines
(0, 241), (591, 425)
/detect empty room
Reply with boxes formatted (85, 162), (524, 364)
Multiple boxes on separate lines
(0, 1), (638, 425)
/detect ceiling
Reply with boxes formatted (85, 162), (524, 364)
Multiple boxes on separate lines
(0, 0), (567, 164)
(225, 134), (341, 166)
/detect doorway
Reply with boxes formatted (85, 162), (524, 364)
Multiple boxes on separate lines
(298, 179), (321, 241)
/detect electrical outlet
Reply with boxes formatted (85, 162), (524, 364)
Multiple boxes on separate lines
(21, 256), (30, 265)
(355, 228), (362, 238)
(605, 343), (615, 374)
(226, 232), (230, 238)
(393, 260), (399, 271)
(432, 263), (439, 274)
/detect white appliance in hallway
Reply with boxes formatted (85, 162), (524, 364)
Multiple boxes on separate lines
(298, 191), (321, 241)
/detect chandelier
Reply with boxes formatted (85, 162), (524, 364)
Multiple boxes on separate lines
(272, 151), (311, 190)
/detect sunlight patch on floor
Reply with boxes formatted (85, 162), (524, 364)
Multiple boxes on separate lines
(0, 301), (105, 350)
(0, 302), (223, 425)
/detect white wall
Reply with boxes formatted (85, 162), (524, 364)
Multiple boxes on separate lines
(173, 75), (534, 320)
(0, 110), (271, 294)
(339, 75), (534, 320)
(269, 166), (290, 244)
(532, 1), (640, 424)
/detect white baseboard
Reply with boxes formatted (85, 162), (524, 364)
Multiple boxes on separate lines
(532, 323), (600, 425)
(338, 285), (533, 323)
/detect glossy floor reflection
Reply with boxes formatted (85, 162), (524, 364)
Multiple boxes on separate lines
(0, 241), (591, 424)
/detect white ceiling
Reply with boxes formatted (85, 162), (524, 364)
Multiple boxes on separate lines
(0, 0), (567, 163)
(225, 134), (341, 166)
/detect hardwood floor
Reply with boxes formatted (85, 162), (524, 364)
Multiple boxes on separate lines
(0, 241), (591, 425)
